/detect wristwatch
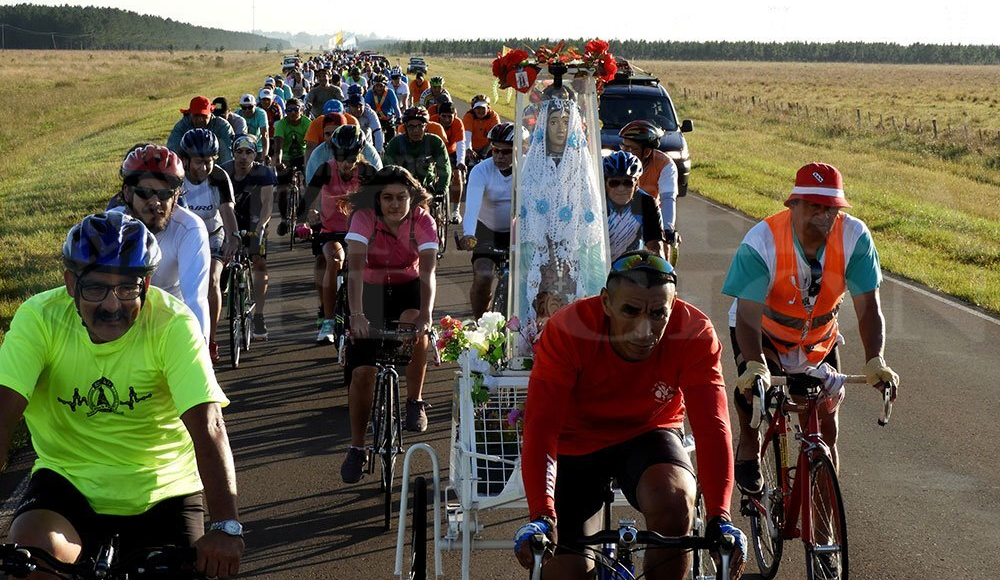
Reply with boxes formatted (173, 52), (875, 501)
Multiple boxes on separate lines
(209, 519), (244, 537)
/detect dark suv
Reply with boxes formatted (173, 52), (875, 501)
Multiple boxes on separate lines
(599, 68), (694, 196)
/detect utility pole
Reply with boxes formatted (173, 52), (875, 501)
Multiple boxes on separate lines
(251, 0), (255, 35)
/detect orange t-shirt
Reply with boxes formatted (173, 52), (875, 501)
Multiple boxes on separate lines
(409, 78), (429, 100)
(430, 115), (466, 154)
(462, 109), (501, 151)
(304, 113), (360, 145)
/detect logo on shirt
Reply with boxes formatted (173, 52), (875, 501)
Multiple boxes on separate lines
(57, 377), (152, 417)
(652, 381), (678, 404)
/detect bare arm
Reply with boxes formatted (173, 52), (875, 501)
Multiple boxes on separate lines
(734, 298), (766, 393)
(0, 387), (28, 469)
(257, 185), (274, 232)
(852, 288), (886, 361)
(416, 248), (437, 332)
(347, 240), (370, 340)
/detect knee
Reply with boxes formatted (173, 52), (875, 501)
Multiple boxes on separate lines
(638, 468), (696, 534)
(351, 367), (376, 389)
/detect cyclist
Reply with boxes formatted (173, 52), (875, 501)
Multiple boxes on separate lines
(212, 96), (247, 138)
(619, 120), (679, 237)
(457, 122), (521, 318)
(0, 212), (243, 579)
(236, 93), (269, 163)
(346, 66), (368, 92)
(220, 135), (278, 341)
(178, 129), (240, 364)
(298, 125), (376, 344)
(272, 97), (310, 236)
(364, 73), (402, 130)
(262, 78), (286, 111)
(408, 71), (429, 104)
(258, 88), (284, 159)
(419, 75), (449, 108)
(114, 145), (211, 341)
(340, 166), (439, 482)
(384, 106), (451, 199)
(167, 95), (235, 165)
(304, 67), (344, 118)
(431, 101), (467, 224)
(721, 162), (899, 496)
(515, 250), (747, 580)
(389, 67), (410, 109)
(462, 94), (501, 167)
(346, 91), (385, 153)
(272, 75), (293, 102)
(304, 99), (360, 165)
(305, 112), (383, 184)
(603, 150), (665, 261)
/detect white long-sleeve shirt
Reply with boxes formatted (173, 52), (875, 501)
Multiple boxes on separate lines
(463, 157), (513, 235)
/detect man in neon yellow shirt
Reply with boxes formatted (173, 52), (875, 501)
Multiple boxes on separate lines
(0, 212), (244, 579)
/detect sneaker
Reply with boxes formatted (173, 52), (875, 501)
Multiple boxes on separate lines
(208, 341), (220, 364)
(316, 319), (335, 344)
(276, 220), (290, 236)
(449, 209), (462, 224)
(252, 314), (269, 341)
(340, 446), (368, 484)
(405, 399), (431, 432)
(735, 458), (764, 495)
(813, 553), (841, 580)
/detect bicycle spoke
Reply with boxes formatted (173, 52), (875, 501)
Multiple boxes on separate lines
(806, 454), (848, 580)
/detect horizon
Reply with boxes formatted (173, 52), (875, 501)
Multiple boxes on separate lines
(5, 0), (997, 47)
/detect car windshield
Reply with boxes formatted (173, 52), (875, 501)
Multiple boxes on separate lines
(599, 95), (679, 132)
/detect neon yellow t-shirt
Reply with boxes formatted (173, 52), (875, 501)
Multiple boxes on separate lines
(0, 287), (229, 516)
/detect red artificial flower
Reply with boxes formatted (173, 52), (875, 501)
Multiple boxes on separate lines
(493, 49), (530, 86)
(585, 39), (610, 55)
(598, 53), (618, 81)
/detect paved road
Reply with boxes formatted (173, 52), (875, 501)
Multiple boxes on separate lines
(3, 190), (999, 579)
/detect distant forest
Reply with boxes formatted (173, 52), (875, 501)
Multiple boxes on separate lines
(0, 4), (289, 51)
(376, 38), (1000, 66)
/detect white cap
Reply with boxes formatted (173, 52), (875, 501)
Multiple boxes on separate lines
(258, 88), (274, 100)
(473, 100), (488, 109)
(240, 93), (256, 106)
(264, 76), (275, 86)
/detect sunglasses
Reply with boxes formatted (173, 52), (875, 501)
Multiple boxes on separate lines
(78, 282), (143, 302)
(333, 151), (358, 162)
(240, 104), (254, 109)
(608, 253), (677, 284)
(807, 258), (823, 298)
(286, 106), (301, 112)
(131, 185), (177, 201)
(405, 123), (425, 130)
(491, 146), (513, 156)
(607, 178), (636, 188)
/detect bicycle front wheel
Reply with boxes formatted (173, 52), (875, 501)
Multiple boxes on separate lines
(748, 434), (784, 579)
(805, 453), (848, 580)
(380, 372), (401, 530)
(228, 268), (242, 369)
(690, 488), (717, 580)
(492, 268), (509, 319)
(434, 197), (449, 259)
(408, 476), (428, 580)
(242, 268), (254, 351)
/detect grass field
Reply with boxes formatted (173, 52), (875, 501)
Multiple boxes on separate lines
(437, 56), (1000, 314)
(0, 50), (279, 335)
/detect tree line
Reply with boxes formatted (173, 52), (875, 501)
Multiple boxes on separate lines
(0, 4), (289, 51)
(373, 38), (1000, 66)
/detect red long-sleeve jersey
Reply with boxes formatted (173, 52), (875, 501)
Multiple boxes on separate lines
(521, 296), (734, 521)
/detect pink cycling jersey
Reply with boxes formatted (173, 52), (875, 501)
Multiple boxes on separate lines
(344, 206), (438, 285)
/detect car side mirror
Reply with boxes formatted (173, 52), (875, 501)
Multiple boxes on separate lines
(680, 119), (694, 133)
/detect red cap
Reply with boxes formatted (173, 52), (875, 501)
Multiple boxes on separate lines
(784, 162), (851, 208)
(182, 96), (213, 116)
(322, 113), (348, 128)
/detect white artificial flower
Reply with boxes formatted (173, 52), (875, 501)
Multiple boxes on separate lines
(465, 329), (488, 354)
(478, 311), (506, 335)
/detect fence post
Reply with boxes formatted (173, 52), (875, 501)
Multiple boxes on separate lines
(856, 109), (862, 131)
(932, 119), (938, 138)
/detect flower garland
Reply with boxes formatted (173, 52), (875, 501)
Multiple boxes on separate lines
(491, 39), (618, 93)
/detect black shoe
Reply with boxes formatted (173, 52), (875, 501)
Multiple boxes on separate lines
(277, 220), (290, 236)
(405, 399), (430, 432)
(340, 447), (368, 484)
(252, 314), (269, 341)
(735, 458), (763, 495)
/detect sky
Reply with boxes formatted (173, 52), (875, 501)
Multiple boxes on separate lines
(7, 0), (999, 45)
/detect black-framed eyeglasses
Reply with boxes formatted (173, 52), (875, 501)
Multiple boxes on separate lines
(607, 178), (636, 188)
(131, 185), (177, 201)
(286, 106), (301, 112)
(608, 252), (677, 284)
(78, 282), (143, 302)
(807, 258), (823, 298)
(491, 146), (513, 157)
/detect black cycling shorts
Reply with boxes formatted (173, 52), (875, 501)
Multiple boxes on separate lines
(15, 469), (204, 557)
(553, 428), (693, 555)
(347, 278), (421, 367)
(470, 221), (510, 267)
(311, 231), (347, 257)
(729, 326), (841, 411)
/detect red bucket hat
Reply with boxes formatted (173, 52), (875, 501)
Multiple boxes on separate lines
(784, 162), (851, 208)
(182, 96), (213, 116)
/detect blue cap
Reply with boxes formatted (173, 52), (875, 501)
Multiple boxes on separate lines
(323, 99), (345, 114)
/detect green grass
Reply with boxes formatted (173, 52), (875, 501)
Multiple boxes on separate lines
(432, 56), (1000, 314)
(0, 50), (279, 335)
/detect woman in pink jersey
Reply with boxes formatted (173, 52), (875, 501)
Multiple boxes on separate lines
(338, 165), (439, 484)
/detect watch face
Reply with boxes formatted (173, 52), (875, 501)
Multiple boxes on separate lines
(213, 520), (243, 536)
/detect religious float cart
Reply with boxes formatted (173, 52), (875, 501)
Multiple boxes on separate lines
(394, 41), (620, 579)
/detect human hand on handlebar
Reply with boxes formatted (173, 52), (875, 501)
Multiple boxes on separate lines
(195, 530), (244, 579)
(706, 517), (747, 580)
(457, 235), (477, 251)
(514, 518), (557, 570)
(737, 360), (770, 398)
(864, 356), (899, 400)
(349, 313), (370, 342)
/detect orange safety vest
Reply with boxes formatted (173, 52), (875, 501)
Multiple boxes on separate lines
(761, 210), (846, 364)
(638, 149), (672, 199)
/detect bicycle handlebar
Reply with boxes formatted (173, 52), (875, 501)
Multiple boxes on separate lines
(749, 374), (895, 428)
(0, 543), (201, 579)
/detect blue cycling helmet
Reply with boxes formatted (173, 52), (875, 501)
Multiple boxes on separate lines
(323, 99), (345, 114)
(346, 84), (363, 97)
(603, 150), (644, 180)
(179, 128), (220, 158)
(63, 211), (161, 277)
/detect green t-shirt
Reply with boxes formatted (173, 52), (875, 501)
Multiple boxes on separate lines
(0, 287), (229, 515)
(274, 116), (310, 161)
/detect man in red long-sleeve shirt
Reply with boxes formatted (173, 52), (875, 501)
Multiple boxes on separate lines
(515, 250), (746, 580)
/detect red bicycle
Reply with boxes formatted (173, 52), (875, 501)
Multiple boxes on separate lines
(741, 373), (894, 580)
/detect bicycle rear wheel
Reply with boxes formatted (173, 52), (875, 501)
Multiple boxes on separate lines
(408, 476), (428, 580)
(228, 268), (242, 369)
(690, 488), (717, 580)
(434, 196), (449, 259)
(805, 454), (848, 580)
(748, 434), (784, 579)
(380, 372), (400, 530)
(242, 268), (254, 351)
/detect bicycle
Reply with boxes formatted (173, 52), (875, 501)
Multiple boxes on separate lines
(430, 191), (449, 260)
(453, 232), (510, 318)
(741, 373), (894, 580)
(226, 231), (256, 370)
(284, 169), (305, 250)
(0, 538), (204, 579)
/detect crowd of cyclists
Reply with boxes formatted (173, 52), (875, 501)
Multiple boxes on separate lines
(0, 48), (902, 580)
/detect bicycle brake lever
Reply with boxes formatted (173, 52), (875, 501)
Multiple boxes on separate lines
(878, 382), (894, 426)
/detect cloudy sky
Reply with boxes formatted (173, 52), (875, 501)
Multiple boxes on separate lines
(13, 0), (996, 45)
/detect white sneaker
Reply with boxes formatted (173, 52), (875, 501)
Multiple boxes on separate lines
(316, 319), (335, 344)
(450, 209), (462, 224)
